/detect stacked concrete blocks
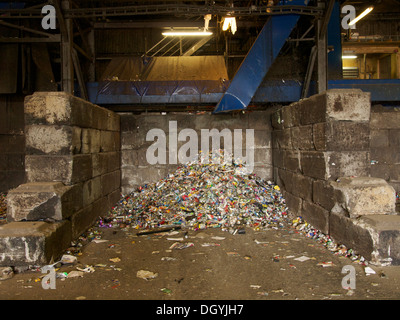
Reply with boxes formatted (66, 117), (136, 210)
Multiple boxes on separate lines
(272, 89), (400, 265)
(1, 92), (121, 267)
(370, 105), (400, 212)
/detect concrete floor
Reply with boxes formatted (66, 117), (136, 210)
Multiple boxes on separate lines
(1, 222), (400, 303)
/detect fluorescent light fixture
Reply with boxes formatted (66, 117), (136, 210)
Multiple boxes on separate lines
(342, 55), (357, 59)
(162, 30), (213, 36)
(222, 17), (237, 35)
(349, 6), (374, 26)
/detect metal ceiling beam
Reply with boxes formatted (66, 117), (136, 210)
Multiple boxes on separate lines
(0, 4), (323, 19)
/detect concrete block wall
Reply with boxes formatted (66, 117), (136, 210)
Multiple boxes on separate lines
(0, 95), (26, 192)
(120, 111), (274, 195)
(272, 89), (400, 265)
(20, 92), (121, 239)
(272, 89), (372, 233)
(370, 105), (400, 212)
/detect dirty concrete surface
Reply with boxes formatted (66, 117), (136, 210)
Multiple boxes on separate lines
(1, 222), (400, 303)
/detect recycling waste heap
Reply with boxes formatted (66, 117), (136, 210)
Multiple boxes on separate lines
(100, 151), (288, 232)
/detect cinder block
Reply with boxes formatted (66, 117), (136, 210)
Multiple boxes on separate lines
(276, 168), (294, 194)
(81, 128), (101, 154)
(0, 221), (72, 266)
(272, 129), (292, 150)
(300, 151), (328, 180)
(25, 125), (73, 155)
(291, 173), (313, 201)
(370, 163), (391, 181)
(285, 150), (301, 173)
(70, 204), (96, 240)
(120, 114), (140, 132)
(312, 179), (336, 211)
(301, 200), (329, 234)
(24, 92), (71, 125)
(25, 155), (72, 184)
(101, 170), (121, 196)
(370, 111), (400, 130)
(370, 147), (400, 165)
(247, 111), (273, 131)
(326, 151), (370, 181)
(281, 104), (300, 128)
(82, 176), (101, 207)
(107, 188), (122, 208)
(325, 121), (370, 151)
(100, 130), (120, 152)
(253, 165), (273, 181)
(312, 123), (326, 151)
(282, 190), (302, 216)
(26, 154), (92, 185)
(291, 125), (313, 150)
(6, 182), (78, 222)
(370, 130), (389, 148)
(330, 213), (400, 265)
(330, 177), (396, 218)
(298, 92), (327, 125)
(121, 150), (138, 168)
(389, 129), (400, 147)
(329, 212), (374, 261)
(71, 154), (93, 184)
(325, 89), (371, 122)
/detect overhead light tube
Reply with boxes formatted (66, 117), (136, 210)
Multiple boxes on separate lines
(342, 55), (358, 59)
(349, 6), (374, 26)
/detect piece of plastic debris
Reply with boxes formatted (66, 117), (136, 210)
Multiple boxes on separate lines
(364, 266), (376, 276)
(294, 256), (310, 262)
(169, 242), (194, 250)
(61, 254), (77, 265)
(201, 243), (220, 247)
(67, 271), (84, 278)
(317, 261), (335, 267)
(211, 236), (225, 240)
(109, 257), (121, 263)
(76, 265), (95, 273)
(161, 288), (172, 294)
(250, 285), (261, 289)
(136, 270), (158, 280)
(161, 257), (177, 261)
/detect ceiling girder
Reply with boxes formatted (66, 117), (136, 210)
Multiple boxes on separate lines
(0, 4), (323, 19)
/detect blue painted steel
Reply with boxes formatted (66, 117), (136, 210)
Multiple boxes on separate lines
(0, 2), (25, 9)
(213, 0), (309, 113)
(328, 79), (400, 102)
(87, 79), (400, 105)
(327, 1), (342, 80)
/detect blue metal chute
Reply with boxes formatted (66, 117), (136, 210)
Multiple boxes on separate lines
(213, 0), (310, 114)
